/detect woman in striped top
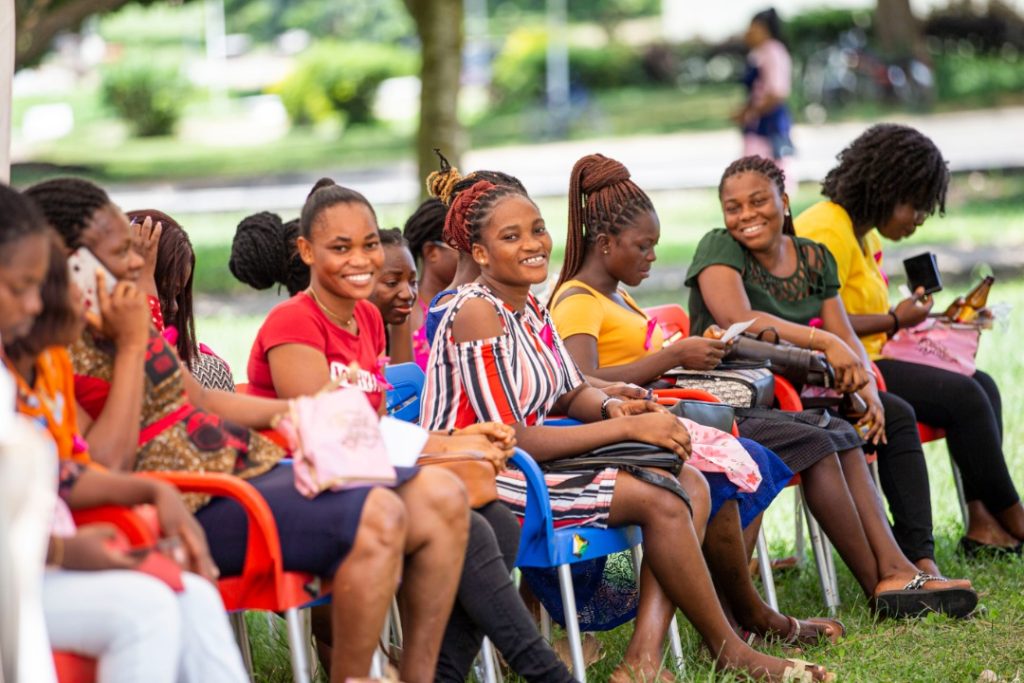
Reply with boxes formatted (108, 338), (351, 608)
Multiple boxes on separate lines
(422, 175), (830, 683)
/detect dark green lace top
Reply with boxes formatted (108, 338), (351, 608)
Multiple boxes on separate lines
(685, 228), (840, 336)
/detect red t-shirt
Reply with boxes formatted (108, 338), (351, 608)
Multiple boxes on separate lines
(247, 294), (388, 409)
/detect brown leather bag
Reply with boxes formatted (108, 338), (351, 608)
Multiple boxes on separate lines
(416, 452), (499, 508)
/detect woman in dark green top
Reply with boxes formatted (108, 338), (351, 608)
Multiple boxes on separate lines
(686, 155), (976, 619)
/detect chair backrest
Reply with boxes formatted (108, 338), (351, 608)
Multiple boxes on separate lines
(644, 303), (690, 339)
(384, 363), (426, 423)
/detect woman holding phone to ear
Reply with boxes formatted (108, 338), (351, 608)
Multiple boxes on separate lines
(796, 123), (1024, 557)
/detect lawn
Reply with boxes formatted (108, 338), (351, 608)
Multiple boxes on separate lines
(199, 227), (1024, 682)
(220, 278), (1024, 682)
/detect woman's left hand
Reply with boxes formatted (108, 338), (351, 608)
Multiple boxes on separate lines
(152, 483), (220, 582)
(457, 422), (516, 450)
(131, 216), (162, 298)
(607, 399), (668, 418)
(855, 384), (887, 446)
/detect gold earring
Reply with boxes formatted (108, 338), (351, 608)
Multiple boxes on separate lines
(603, 249), (610, 255)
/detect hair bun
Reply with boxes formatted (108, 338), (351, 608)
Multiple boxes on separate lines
(576, 154), (631, 195)
(426, 149), (463, 206)
(230, 211), (288, 290)
(307, 178), (337, 201)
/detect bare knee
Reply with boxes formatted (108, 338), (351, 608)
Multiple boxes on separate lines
(355, 487), (408, 555)
(406, 467), (470, 530)
(679, 463), (711, 510)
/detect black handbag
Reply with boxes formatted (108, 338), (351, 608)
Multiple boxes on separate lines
(541, 441), (691, 514)
(667, 399), (736, 434)
(726, 329), (836, 389)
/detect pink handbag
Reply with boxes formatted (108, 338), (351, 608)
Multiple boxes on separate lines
(881, 318), (981, 376)
(275, 387), (397, 498)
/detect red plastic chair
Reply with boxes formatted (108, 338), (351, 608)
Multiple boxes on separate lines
(643, 304), (690, 339)
(136, 470), (325, 683)
(53, 506), (160, 683)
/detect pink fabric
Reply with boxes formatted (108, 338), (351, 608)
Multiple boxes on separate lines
(412, 299), (431, 369)
(680, 417), (762, 493)
(50, 499), (77, 538)
(276, 387), (397, 499)
(881, 318), (980, 376)
(750, 39), (791, 101)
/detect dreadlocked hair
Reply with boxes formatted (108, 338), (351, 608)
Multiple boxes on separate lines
(0, 183), (50, 264)
(402, 198), (447, 263)
(821, 124), (948, 230)
(445, 180), (529, 254)
(5, 233), (76, 361)
(379, 227), (408, 250)
(551, 153), (655, 304)
(300, 177), (378, 240)
(23, 177), (111, 249)
(426, 149), (527, 208)
(719, 155), (796, 235)
(127, 209), (199, 369)
(230, 211), (309, 297)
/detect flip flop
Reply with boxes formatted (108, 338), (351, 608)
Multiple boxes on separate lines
(782, 658), (835, 682)
(740, 615), (845, 651)
(870, 571), (978, 619)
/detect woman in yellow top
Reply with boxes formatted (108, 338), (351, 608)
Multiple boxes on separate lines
(795, 123), (1023, 557)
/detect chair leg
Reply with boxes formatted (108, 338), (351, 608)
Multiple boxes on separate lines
(870, 459), (882, 491)
(540, 604), (552, 642)
(950, 453), (970, 532)
(803, 497), (840, 616)
(300, 608), (319, 680)
(284, 608), (312, 683)
(229, 612), (255, 681)
(480, 637), (501, 683)
(756, 528), (779, 611)
(793, 489), (806, 564)
(557, 563), (586, 682)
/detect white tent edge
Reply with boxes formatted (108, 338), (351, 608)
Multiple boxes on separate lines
(2, 0), (13, 184)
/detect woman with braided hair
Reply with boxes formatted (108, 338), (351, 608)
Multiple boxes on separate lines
(687, 155), (977, 618)
(550, 153), (845, 649)
(24, 176), (476, 683)
(403, 197), (457, 368)
(230, 211), (309, 296)
(796, 124), (1023, 557)
(422, 170), (835, 683)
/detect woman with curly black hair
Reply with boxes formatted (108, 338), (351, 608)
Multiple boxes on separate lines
(796, 123), (1023, 558)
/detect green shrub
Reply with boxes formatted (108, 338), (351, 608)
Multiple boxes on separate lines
(491, 27), (648, 105)
(100, 59), (190, 137)
(933, 51), (1024, 105)
(274, 42), (417, 127)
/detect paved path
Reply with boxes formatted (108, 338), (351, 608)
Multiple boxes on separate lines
(109, 106), (1024, 216)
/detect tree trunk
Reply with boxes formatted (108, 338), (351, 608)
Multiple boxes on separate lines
(403, 0), (463, 198)
(875, 0), (925, 60)
(15, 0), (134, 69)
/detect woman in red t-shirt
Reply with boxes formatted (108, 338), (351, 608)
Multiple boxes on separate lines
(237, 179), (575, 683)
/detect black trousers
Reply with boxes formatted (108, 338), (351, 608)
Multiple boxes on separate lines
(875, 360), (1019, 514)
(435, 502), (572, 683)
(866, 391), (935, 562)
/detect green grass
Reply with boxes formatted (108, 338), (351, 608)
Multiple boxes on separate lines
(207, 249), (1024, 683)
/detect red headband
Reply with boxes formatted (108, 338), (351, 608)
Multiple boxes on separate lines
(443, 179), (497, 253)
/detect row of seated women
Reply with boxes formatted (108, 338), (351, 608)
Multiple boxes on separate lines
(2, 121), (1017, 683)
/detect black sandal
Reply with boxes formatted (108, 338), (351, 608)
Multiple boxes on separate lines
(870, 572), (978, 619)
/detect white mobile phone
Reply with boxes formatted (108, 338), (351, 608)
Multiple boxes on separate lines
(68, 247), (116, 321)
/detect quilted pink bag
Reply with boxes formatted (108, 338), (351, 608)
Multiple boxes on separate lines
(275, 387), (397, 498)
(679, 417), (762, 493)
(881, 318), (981, 376)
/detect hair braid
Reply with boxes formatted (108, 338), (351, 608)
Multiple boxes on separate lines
(821, 124), (949, 230)
(230, 211), (310, 296)
(23, 177), (111, 249)
(550, 154), (655, 304)
(719, 155), (796, 235)
(378, 227), (407, 248)
(402, 198), (446, 263)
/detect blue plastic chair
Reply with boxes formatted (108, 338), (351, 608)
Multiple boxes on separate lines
(510, 449), (683, 681)
(384, 363), (425, 423)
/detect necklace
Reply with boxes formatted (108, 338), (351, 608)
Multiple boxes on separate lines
(306, 288), (356, 331)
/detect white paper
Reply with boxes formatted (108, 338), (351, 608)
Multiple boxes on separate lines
(0, 362), (14, 444)
(379, 416), (430, 467)
(720, 319), (755, 343)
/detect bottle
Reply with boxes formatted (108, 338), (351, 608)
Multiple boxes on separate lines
(942, 296), (966, 322)
(955, 275), (995, 323)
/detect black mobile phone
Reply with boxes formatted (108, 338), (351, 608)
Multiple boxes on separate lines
(903, 252), (943, 295)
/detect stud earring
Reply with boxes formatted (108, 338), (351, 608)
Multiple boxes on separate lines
(603, 249), (610, 255)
